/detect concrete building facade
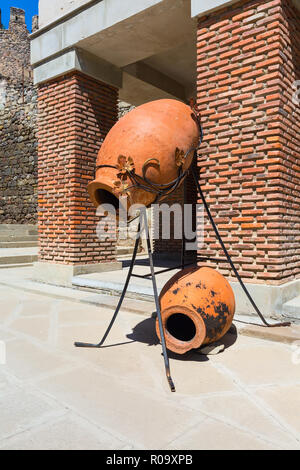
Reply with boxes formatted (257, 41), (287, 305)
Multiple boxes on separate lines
(31, 0), (300, 318)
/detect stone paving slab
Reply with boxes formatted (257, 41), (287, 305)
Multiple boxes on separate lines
(0, 412), (127, 450)
(0, 265), (156, 316)
(0, 265), (299, 345)
(255, 384), (300, 436)
(166, 417), (280, 450)
(0, 281), (300, 450)
(0, 387), (63, 441)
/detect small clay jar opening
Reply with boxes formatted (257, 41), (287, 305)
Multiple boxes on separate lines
(156, 305), (206, 354)
(95, 189), (119, 210)
(166, 313), (196, 342)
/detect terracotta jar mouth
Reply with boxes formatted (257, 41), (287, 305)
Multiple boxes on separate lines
(166, 313), (196, 342)
(95, 188), (119, 209)
(87, 179), (129, 218)
(88, 179), (119, 210)
(156, 305), (206, 354)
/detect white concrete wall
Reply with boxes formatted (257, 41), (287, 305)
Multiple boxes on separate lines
(39, 0), (91, 28)
(32, 0), (164, 66)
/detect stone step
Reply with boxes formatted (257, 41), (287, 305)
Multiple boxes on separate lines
(72, 268), (300, 325)
(71, 276), (300, 330)
(0, 224), (38, 237)
(0, 267), (297, 342)
(0, 241), (38, 248)
(116, 246), (134, 255)
(0, 235), (38, 242)
(0, 263), (34, 269)
(72, 275), (156, 302)
(0, 247), (38, 265)
(0, 254), (38, 265)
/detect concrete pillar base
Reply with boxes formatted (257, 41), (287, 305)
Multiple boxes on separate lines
(33, 261), (122, 287)
(230, 278), (300, 322)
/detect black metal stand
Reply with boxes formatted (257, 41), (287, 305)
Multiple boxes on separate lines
(74, 167), (290, 394)
(74, 207), (176, 392)
(75, 115), (290, 392)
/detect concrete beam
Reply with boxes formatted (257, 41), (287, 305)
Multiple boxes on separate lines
(33, 48), (123, 88)
(31, 0), (163, 66)
(191, 0), (237, 17)
(123, 62), (186, 102)
(38, 0), (97, 29)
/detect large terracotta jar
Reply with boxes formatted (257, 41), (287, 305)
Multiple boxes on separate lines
(88, 99), (199, 214)
(156, 266), (235, 354)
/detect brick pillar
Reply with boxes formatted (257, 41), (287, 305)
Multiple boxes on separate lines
(196, 0), (300, 285)
(37, 72), (119, 282)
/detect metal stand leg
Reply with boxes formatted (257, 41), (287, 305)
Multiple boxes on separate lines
(180, 178), (186, 271)
(74, 220), (142, 348)
(191, 166), (290, 328)
(141, 208), (175, 392)
(74, 209), (176, 392)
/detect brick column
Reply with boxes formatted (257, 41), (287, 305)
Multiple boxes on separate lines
(196, 0), (300, 286)
(36, 72), (120, 283)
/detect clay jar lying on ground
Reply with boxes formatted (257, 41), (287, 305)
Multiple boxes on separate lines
(88, 99), (199, 216)
(156, 266), (236, 354)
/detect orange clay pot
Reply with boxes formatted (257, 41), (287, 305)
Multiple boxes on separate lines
(88, 99), (199, 214)
(156, 266), (235, 354)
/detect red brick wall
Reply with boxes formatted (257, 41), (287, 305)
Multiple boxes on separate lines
(196, 0), (300, 285)
(37, 72), (119, 265)
(279, 0), (300, 282)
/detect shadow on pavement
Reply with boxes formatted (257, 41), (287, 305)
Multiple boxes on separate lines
(126, 317), (238, 363)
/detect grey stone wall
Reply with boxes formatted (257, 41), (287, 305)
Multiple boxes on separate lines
(0, 79), (37, 223)
(0, 8), (32, 84)
(0, 8), (134, 226)
(0, 8), (38, 224)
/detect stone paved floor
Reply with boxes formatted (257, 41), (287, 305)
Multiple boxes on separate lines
(0, 280), (300, 450)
